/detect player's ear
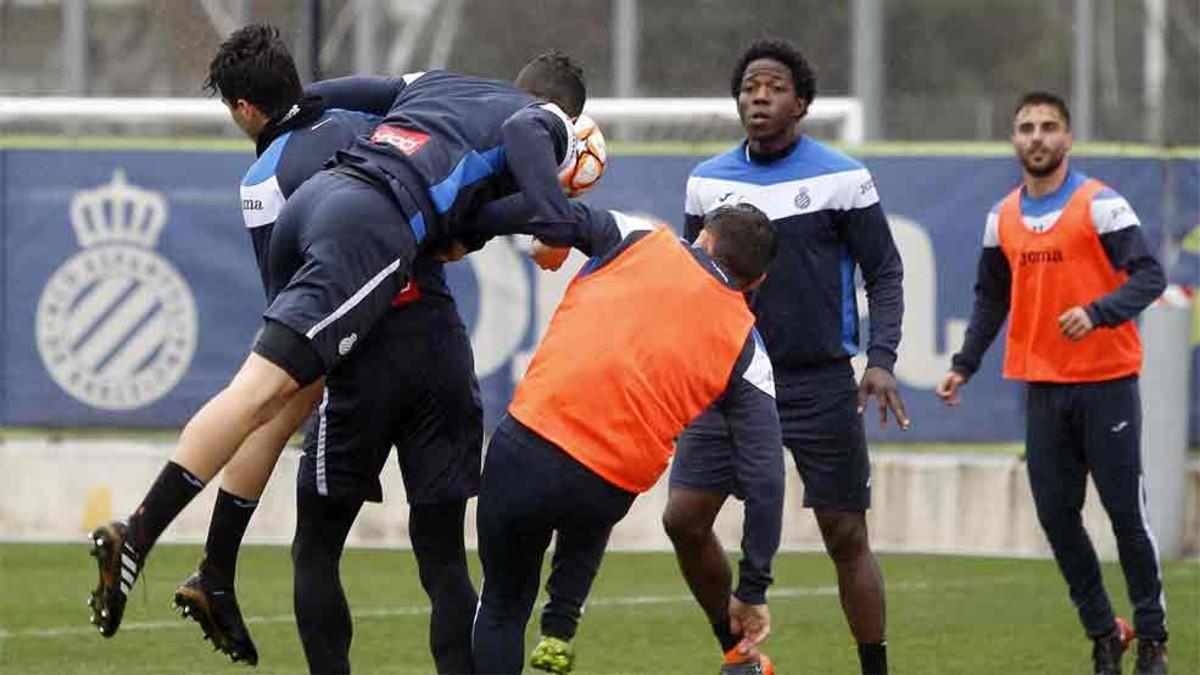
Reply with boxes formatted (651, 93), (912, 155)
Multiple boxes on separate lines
(742, 271), (768, 292)
(236, 99), (267, 122)
(794, 96), (808, 121)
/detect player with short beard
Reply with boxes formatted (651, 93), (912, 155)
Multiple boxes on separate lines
(937, 91), (1169, 675)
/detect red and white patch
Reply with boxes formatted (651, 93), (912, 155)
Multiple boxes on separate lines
(370, 125), (430, 156)
(391, 281), (422, 307)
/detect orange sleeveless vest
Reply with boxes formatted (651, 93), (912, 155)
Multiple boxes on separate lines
(997, 178), (1142, 382)
(508, 227), (756, 493)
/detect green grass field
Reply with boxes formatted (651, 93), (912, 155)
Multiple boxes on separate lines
(1, 544), (1195, 674)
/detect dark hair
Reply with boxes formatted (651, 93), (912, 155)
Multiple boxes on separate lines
(515, 50), (587, 118)
(205, 24), (302, 120)
(703, 203), (778, 288)
(1014, 91), (1071, 128)
(730, 38), (816, 104)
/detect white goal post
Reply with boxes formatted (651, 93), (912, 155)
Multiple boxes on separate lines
(0, 96), (864, 144)
(584, 97), (863, 144)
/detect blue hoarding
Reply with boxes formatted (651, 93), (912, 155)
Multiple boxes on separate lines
(0, 146), (1194, 443)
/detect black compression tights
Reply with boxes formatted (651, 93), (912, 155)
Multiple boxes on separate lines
(292, 491), (477, 675)
(293, 490), (362, 675)
(411, 501), (478, 674)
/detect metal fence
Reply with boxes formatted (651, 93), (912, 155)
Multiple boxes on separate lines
(1, 0), (1197, 144)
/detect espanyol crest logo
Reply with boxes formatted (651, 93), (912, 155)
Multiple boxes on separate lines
(36, 169), (198, 410)
(794, 186), (812, 210)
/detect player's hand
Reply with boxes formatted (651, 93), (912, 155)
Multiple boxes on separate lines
(530, 237), (571, 271)
(1058, 306), (1094, 341)
(858, 366), (911, 430)
(729, 595), (771, 655)
(935, 370), (967, 407)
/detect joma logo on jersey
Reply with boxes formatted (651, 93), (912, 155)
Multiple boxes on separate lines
(1019, 249), (1064, 265)
(242, 198), (263, 211)
(371, 125), (430, 155)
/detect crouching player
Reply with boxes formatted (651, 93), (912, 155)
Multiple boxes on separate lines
(464, 200), (786, 675)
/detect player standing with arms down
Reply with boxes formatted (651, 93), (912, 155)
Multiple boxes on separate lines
(937, 91), (1168, 675)
(668, 38), (906, 675)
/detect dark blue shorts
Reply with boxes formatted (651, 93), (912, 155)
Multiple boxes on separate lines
(779, 372), (870, 511)
(672, 361), (869, 511)
(265, 169), (421, 373)
(296, 302), (482, 504)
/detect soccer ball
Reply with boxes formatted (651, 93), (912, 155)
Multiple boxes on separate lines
(559, 114), (607, 198)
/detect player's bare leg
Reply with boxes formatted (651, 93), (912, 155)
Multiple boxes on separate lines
(220, 380), (323, 499)
(173, 353), (302, 480)
(88, 353), (300, 638)
(815, 508), (887, 675)
(664, 486), (774, 674)
(174, 380), (323, 664)
(663, 488), (731, 629)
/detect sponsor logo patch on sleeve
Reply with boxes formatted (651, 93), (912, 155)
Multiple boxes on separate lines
(370, 125), (430, 155)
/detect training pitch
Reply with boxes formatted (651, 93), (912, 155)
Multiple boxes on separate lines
(1, 544), (1196, 674)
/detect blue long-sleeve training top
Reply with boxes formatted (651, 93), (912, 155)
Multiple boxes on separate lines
(325, 70), (578, 250)
(683, 137), (904, 392)
(237, 86), (451, 306)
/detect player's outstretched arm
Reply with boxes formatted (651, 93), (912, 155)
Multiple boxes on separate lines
(457, 197), (622, 260)
(305, 76), (408, 115)
(720, 334), (785, 611)
(500, 107), (575, 230)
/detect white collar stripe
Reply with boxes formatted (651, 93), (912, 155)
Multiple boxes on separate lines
(688, 168), (878, 221)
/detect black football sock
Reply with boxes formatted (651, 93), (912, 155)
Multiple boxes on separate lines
(713, 618), (741, 653)
(126, 461), (205, 558)
(858, 642), (888, 675)
(199, 489), (259, 588)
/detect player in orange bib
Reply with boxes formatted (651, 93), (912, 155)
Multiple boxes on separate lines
(936, 92), (1168, 675)
(461, 201), (784, 675)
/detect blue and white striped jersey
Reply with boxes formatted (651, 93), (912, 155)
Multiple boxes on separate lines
(683, 137), (904, 390)
(330, 70), (576, 249)
(238, 94), (452, 305)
